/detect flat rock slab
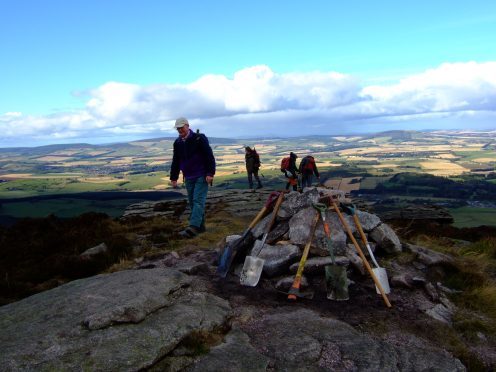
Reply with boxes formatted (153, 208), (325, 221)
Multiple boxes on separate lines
(186, 328), (270, 371)
(0, 268), (231, 371)
(403, 243), (456, 267)
(289, 256), (350, 276)
(240, 308), (465, 371)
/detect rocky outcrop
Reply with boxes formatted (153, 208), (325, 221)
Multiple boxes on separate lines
(0, 250), (468, 371)
(80, 242), (108, 258)
(122, 189), (274, 220)
(403, 243), (456, 267)
(0, 268), (231, 371)
(370, 223), (402, 253)
(1, 187), (479, 371)
(381, 204), (454, 224)
(235, 308), (465, 371)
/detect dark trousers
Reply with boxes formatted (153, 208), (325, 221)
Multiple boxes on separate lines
(247, 169), (262, 189)
(301, 173), (313, 188)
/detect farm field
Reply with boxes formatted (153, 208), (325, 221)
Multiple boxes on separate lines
(0, 129), (495, 226)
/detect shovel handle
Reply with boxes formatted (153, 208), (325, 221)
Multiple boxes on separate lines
(248, 206), (268, 229)
(288, 210), (320, 300)
(329, 197), (392, 308)
(252, 192), (286, 257)
(352, 214), (380, 269)
(313, 202), (337, 263)
(266, 191), (285, 233)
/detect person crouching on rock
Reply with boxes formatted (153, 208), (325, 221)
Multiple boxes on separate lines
(170, 117), (216, 238)
(281, 152), (299, 191)
(245, 146), (263, 190)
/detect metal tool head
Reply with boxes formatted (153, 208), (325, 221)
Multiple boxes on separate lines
(325, 265), (349, 301)
(239, 256), (265, 286)
(287, 287), (315, 300)
(373, 267), (391, 295)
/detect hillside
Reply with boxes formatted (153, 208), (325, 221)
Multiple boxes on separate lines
(1, 187), (496, 370)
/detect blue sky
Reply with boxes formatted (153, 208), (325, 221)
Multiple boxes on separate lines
(1, 0), (495, 146)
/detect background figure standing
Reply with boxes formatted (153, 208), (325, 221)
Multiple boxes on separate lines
(281, 152), (299, 191)
(245, 146), (263, 189)
(170, 117), (216, 238)
(299, 155), (320, 188)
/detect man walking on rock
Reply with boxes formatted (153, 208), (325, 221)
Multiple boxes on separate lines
(170, 117), (216, 238)
(244, 146), (263, 190)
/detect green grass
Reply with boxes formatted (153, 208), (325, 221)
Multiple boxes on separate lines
(0, 198), (145, 218)
(359, 176), (392, 189)
(453, 150), (496, 161)
(0, 172), (170, 198)
(450, 207), (496, 228)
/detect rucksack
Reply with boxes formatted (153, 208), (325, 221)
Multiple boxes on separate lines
(252, 148), (261, 165)
(280, 157), (290, 171)
(301, 156), (315, 171)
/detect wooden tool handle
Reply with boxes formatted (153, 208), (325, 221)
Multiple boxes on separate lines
(288, 210), (320, 300)
(266, 191), (285, 233)
(330, 197), (392, 308)
(248, 207), (268, 229)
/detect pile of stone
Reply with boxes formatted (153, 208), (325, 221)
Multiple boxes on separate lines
(226, 188), (402, 294)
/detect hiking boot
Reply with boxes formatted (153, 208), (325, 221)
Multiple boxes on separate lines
(178, 225), (202, 239)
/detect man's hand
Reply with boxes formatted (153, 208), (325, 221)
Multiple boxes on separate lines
(171, 180), (178, 189)
(206, 176), (214, 186)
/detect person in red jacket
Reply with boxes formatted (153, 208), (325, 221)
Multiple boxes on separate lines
(299, 155), (320, 188)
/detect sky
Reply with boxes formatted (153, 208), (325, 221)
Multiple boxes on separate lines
(1, 0), (496, 147)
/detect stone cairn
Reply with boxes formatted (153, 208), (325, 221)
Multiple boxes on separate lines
(227, 187), (402, 294)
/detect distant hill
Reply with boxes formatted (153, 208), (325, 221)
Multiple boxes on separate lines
(365, 130), (419, 141)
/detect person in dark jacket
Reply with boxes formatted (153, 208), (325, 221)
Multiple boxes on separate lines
(245, 146), (263, 189)
(282, 152), (299, 191)
(299, 155), (320, 188)
(170, 117), (216, 238)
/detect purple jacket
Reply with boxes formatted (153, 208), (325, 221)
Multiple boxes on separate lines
(170, 130), (216, 181)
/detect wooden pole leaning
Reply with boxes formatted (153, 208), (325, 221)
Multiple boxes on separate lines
(288, 210), (320, 300)
(328, 196), (392, 308)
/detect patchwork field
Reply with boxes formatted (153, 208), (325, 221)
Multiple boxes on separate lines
(0, 130), (495, 226)
(0, 130), (494, 198)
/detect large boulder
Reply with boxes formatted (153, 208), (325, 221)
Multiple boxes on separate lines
(80, 242), (108, 259)
(289, 207), (348, 255)
(403, 243), (456, 267)
(256, 243), (301, 277)
(0, 268), (231, 371)
(370, 223), (402, 254)
(277, 188), (320, 219)
(355, 210), (382, 231)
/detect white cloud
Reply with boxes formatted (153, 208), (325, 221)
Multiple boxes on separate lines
(1, 61), (496, 146)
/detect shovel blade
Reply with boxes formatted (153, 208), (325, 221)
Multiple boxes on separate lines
(373, 268), (391, 295)
(325, 265), (349, 301)
(240, 256), (265, 286)
(216, 245), (233, 278)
